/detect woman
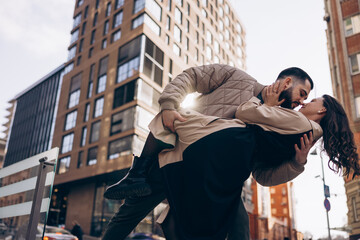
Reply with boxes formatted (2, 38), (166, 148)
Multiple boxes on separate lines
(107, 93), (360, 239)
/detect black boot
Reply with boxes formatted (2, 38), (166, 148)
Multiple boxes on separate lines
(104, 156), (154, 200)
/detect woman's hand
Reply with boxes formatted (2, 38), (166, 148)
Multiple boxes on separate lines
(294, 132), (314, 165)
(263, 81), (286, 106)
(161, 110), (187, 132)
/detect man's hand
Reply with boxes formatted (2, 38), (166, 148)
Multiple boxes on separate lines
(263, 81), (286, 106)
(161, 110), (187, 132)
(294, 132), (314, 165)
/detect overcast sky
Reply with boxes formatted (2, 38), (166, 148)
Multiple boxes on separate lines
(0, 0), (347, 238)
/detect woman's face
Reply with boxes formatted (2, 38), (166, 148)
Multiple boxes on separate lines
(299, 97), (325, 117)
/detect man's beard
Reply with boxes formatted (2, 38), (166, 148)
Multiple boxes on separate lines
(279, 87), (293, 109)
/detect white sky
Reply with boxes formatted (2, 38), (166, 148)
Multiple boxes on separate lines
(0, 0), (348, 238)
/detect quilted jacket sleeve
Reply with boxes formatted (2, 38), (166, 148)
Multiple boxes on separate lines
(159, 64), (240, 111)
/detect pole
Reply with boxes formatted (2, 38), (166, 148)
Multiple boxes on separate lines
(320, 152), (331, 240)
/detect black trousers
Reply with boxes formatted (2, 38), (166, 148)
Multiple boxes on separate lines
(103, 128), (252, 240)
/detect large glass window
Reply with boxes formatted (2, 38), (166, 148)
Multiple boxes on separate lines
(58, 156), (71, 174)
(117, 57), (140, 82)
(70, 29), (79, 44)
(113, 81), (136, 109)
(166, 16), (171, 30)
(77, 0), (84, 7)
(137, 79), (160, 110)
(350, 53), (360, 75)
(97, 75), (107, 93)
(108, 136), (132, 159)
(73, 13), (82, 28)
(113, 11), (123, 28)
(61, 133), (74, 153)
(110, 107), (135, 136)
(65, 111), (77, 130)
(87, 147), (98, 165)
(132, 14), (161, 36)
(104, 20), (109, 35)
(97, 56), (109, 93)
(90, 121), (101, 143)
(143, 37), (164, 86)
(94, 97), (104, 118)
(173, 43), (180, 56)
(134, 0), (145, 14)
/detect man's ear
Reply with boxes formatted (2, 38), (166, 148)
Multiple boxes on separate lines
(283, 77), (293, 90)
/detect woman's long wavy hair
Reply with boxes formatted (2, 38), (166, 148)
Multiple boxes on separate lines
(320, 95), (360, 178)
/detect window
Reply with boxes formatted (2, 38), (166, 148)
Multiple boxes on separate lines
(225, 16), (229, 27)
(104, 20), (109, 35)
(68, 74), (81, 108)
(167, 0), (172, 11)
(80, 127), (87, 147)
(219, 7), (223, 17)
(354, 96), (360, 118)
(110, 108), (135, 135)
(88, 47), (94, 58)
(84, 103), (90, 122)
(78, 151), (83, 168)
(117, 57), (140, 83)
(187, 3), (190, 15)
(143, 37), (164, 85)
(88, 64), (95, 98)
(90, 30), (96, 44)
(87, 147), (98, 165)
(186, 19), (189, 32)
(68, 45), (77, 60)
(81, 21), (87, 35)
(94, 97), (104, 118)
(90, 121), (101, 143)
(214, 40), (219, 53)
(102, 39), (107, 49)
(65, 111), (77, 130)
(175, 7), (182, 24)
(93, 12), (98, 26)
(77, 56), (82, 66)
(58, 156), (71, 174)
(202, 0), (207, 7)
(134, 0), (145, 13)
(65, 62), (74, 74)
(117, 36), (141, 81)
(137, 79), (160, 109)
(73, 13), (82, 28)
(116, 0), (124, 9)
(236, 22), (242, 33)
(61, 133), (74, 153)
(237, 46), (242, 58)
(136, 106), (155, 130)
(166, 16), (171, 30)
(77, 0), (84, 7)
(84, 5), (89, 18)
(176, 0), (183, 7)
(113, 81), (136, 109)
(202, 8), (207, 18)
(350, 53), (360, 75)
(108, 136), (132, 159)
(173, 43), (180, 56)
(146, 0), (162, 21)
(196, 15), (199, 27)
(224, 3), (229, 14)
(206, 30), (212, 44)
(113, 11), (123, 28)
(70, 29), (79, 44)
(206, 46), (212, 60)
(106, 2), (112, 17)
(174, 25), (182, 42)
(185, 37), (189, 50)
(353, 197), (359, 222)
(96, 0), (100, 9)
(132, 14), (144, 29)
(79, 38), (84, 52)
(219, 20), (223, 31)
(165, 34), (170, 45)
(97, 75), (107, 93)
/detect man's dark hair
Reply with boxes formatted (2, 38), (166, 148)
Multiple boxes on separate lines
(276, 67), (314, 90)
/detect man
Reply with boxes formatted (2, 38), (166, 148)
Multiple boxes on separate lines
(102, 64), (314, 240)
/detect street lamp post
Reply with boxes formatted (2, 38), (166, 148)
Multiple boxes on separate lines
(311, 148), (332, 240)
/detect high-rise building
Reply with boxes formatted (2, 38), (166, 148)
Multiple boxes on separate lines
(3, 65), (64, 167)
(323, 0), (360, 238)
(51, 0), (246, 237)
(0, 138), (6, 168)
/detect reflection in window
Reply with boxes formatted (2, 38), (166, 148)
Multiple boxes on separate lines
(70, 29), (79, 44)
(146, 0), (162, 21)
(116, 0), (124, 9)
(117, 57), (140, 83)
(68, 89), (80, 108)
(73, 13), (82, 28)
(143, 37), (164, 86)
(173, 44), (180, 57)
(108, 136), (132, 160)
(104, 20), (109, 35)
(65, 111), (77, 130)
(136, 106), (155, 131)
(87, 147), (98, 165)
(350, 53), (360, 75)
(94, 97), (104, 118)
(68, 45), (77, 60)
(97, 75), (107, 93)
(61, 133), (74, 153)
(174, 25), (182, 43)
(84, 103), (90, 122)
(113, 11), (123, 28)
(58, 156), (71, 174)
(90, 121), (101, 143)
(113, 81), (136, 109)
(137, 80), (160, 110)
(132, 14), (160, 36)
(134, 0), (145, 14)
(106, 2), (112, 16)
(175, 7), (182, 24)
